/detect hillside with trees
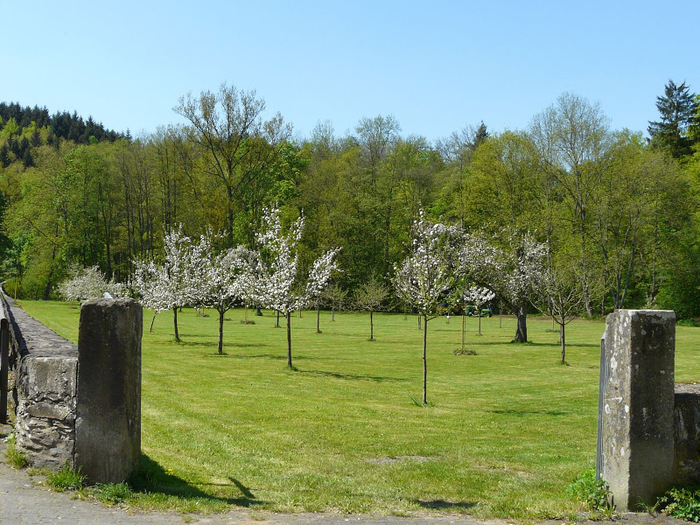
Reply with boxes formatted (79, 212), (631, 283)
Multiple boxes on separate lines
(0, 81), (698, 318)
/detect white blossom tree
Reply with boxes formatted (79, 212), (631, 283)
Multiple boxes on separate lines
(187, 231), (256, 355)
(244, 207), (339, 368)
(394, 213), (462, 405)
(132, 259), (173, 332)
(463, 230), (546, 343)
(59, 265), (128, 301)
(463, 285), (495, 336)
(132, 225), (193, 342)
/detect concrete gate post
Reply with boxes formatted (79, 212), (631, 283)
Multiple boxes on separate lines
(599, 309), (676, 510)
(75, 297), (142, 483)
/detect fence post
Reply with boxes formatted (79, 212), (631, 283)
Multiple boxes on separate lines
(598, 309), (676, 510)
(74, 297), (142, 483)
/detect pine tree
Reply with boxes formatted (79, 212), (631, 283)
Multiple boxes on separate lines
(648, 80), (699, 158)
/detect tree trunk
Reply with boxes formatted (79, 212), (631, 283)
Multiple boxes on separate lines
(276, 310), (280, 328)
(331, 307), (335, 322)
(150, 312), (157, 332)
(316, 303), (321, 334)
(513, 304), (528, 343)
(478, 314), (482, 336)
(256, 307), (263, 317)
(173, 307), (180, 342)
(423, 317), (428, 405)
(560, 321), (566, 364)
(218, 309), (224, 355)
(461, 314), (466, 352)
(418, 314), (422, 330)
(286, 313), (293, 368)
(370, 309), (374, 341)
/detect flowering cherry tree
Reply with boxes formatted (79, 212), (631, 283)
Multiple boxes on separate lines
(244, 207), (339, 368)
(58, 265), (128, 301)
(132, 225), (193, 342)
(187, 231), (256, 355)
(394, 212), (461, 405)
(463, 285), (495, 336)
(463, 230), (546, 343)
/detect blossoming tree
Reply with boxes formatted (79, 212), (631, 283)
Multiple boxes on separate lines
(394, 213), (461, 405)
(245, 207), (339, 368)
(187, 231), (256, 355)
(462, 230), (546, 343)
(132, 225), (193, 341)
(58, 265), (128, 301)
(463, 285), (495, 336)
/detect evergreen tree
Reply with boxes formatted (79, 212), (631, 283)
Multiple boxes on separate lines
(648, 80), (699, 158)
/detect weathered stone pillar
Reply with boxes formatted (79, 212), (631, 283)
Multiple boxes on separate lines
(75, 298), (142, 483)
(599, 310), (676, 510)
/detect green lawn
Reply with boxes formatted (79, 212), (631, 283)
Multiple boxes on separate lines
(16, 301), (700, 520)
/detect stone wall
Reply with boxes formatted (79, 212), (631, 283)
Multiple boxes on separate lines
(3, 293), (78, 469)
(674, 383), (700, 484)
(3, 292), (142, 482)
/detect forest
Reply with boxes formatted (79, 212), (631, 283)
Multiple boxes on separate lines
(0, 81), (698, 318)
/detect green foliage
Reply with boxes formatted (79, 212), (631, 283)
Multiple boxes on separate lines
(566, 469), (612, 512)
(94, 482), (134, 505)
(5, 439), (29, 469)
(658, 487), (700, 522)
(45, 463), (86, 492)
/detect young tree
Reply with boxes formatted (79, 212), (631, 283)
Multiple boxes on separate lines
(58, 265), (128, 301)
(245, 207), (339, 368)
(394, 213), (461, 405)
(132, 259), (173, 332)
(132, 225), (193, 341)
(322, 282), (347, 322)
(353, 275), (389, 341)
(188, 231), (255, 355)
(463, 285), (495, 336)
(534, 263), (584, 364)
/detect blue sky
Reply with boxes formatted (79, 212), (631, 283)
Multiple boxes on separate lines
(2, 1), (699, 142)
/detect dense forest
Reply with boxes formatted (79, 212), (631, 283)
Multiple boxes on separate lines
(1, 81), (699, 318)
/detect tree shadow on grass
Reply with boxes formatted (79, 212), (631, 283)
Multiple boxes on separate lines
(129, 454), (265, 508)
(487, 408), (569, 417)
(202, 352), (316, 361)
(413, 499), (476, 510)
(298, 369), (408, 383)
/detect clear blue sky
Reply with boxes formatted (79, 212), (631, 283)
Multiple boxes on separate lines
(2, 1), (699, 143)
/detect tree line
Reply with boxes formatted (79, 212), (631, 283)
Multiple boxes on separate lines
(0, 81), (699, 318)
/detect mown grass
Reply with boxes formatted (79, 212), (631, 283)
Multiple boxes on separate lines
(17, 301), (700, 520)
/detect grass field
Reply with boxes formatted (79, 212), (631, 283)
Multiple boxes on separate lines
(16, 301), (700, 520)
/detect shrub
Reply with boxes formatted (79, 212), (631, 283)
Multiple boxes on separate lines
(658, 487), (700, 522)
(567, 469), (612, 512)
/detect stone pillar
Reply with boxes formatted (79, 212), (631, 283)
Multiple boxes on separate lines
(599, 310), (676, 510)
(75, 298), (142, 483)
